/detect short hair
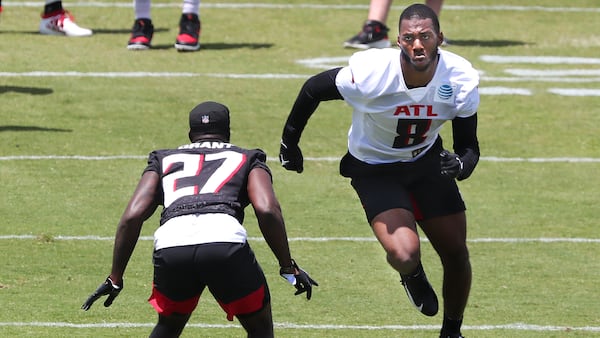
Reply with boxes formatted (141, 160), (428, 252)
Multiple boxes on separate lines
(399, 3), (440, 34)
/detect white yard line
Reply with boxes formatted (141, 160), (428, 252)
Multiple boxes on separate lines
(0, 321), (598, 332)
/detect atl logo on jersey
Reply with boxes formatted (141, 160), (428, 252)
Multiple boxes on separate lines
(393, 105), (437, 117)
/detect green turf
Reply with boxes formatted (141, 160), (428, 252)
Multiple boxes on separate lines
(1, 1), (599, 337)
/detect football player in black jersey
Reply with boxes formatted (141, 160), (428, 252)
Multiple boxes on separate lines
(82, 101), (317, 338)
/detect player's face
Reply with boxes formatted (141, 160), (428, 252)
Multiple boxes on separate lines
(397, 17), (442, 72)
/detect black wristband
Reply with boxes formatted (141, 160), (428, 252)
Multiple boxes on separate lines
(281, 124), (301, 146)
(457, 148), (479, 180)
(279, 259), (297, 274)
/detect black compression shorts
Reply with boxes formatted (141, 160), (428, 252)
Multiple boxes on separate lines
(149, 241), (270, 321)
(339, 137), (466, 223)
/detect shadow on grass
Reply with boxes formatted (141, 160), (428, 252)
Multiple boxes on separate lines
(0, 30), (40, 35)
(0, 27), (169, 35)
(90, 26), (274, 50)
(0, 86), (54, 95)
(91, 27), (170, 35)
(200, 42), (274, 50)
(147, 42), (274, 50)
(0, 125), (72, 132)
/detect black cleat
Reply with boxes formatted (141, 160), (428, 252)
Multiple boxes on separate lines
(175, 13), (200, 51)
(127, 18), (154, 50)
(343, 20), (391, 49)
(400, 265), (439, 316)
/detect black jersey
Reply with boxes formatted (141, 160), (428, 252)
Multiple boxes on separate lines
(144, 141), (270, 225)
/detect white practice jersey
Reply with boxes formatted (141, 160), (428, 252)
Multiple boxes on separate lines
(154, 213), (247, 250)
(335, 48), (480, 164)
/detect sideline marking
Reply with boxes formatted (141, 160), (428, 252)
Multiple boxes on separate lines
(3, 54), (600, 99)
(481, 55), (600, 64)
(505, 68), (600, 77)
(548, 88), (600, 97)
(6, 55), (598, 98)
(478, 87), (531, 96)
(481, 76), (600, 83)
(0, 321), (598, 332)
(1, 235), (599, 243)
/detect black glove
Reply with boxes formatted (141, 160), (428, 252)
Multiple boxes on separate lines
(280, 260), (318, 300)
(440, 150), (464, 179)
(279, 140), (304, 173)
(81, 277), (122, 311)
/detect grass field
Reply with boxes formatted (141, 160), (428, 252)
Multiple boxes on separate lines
(1, 0), (600, 337)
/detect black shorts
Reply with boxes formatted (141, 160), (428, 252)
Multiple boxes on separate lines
(339, 138), (465, 223)
(149, 241), (270, 321)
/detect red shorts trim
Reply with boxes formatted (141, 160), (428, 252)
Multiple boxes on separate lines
(217, 284), (266, 321)
(148, 285), (200, 316)
(409, 194), (423, 221)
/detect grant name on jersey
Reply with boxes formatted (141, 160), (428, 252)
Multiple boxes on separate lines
(178, 142), (233, 150)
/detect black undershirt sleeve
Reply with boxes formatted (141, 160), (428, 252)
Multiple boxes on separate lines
(451, 113), (480, 180)
(282, 68), (343, 145)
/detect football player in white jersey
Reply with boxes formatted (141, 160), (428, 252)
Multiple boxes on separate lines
(82, 101), (317, 337)
(279, 4), (478, 338)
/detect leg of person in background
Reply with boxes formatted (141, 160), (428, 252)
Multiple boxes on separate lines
(425, 0), (443, 17)
(343, 0), (393, 49)
(366, 0), (393, 24)
(174, 0), (201, 52)
(128, 0), (154, 50)
(425, 0), (448, 45)
(344, 0), (446, 49)
(39, 0), (92, 37)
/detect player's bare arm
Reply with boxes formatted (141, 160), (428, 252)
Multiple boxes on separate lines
(110, 170), (161, 283)
(248, 167), (318, 299)
(247, 167), (293, 267)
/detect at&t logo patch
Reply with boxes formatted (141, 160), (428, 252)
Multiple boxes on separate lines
(437, 84), (454, 100)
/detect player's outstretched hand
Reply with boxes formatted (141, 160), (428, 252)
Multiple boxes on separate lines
(279, 140), (304, 173)
(440, 150), (464, 179)
(280, 260), (318, 300)
(81, 277), (122, 311)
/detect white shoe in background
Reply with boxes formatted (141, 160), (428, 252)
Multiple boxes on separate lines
(39, 10), (93, 37)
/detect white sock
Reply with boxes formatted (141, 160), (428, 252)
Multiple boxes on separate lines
(134, 0), (151, 20)
(182, 0), (200, 16)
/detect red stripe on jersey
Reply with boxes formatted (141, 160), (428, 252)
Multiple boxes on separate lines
(194, 154), (204, 195)
(214, 153), (246, 193)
